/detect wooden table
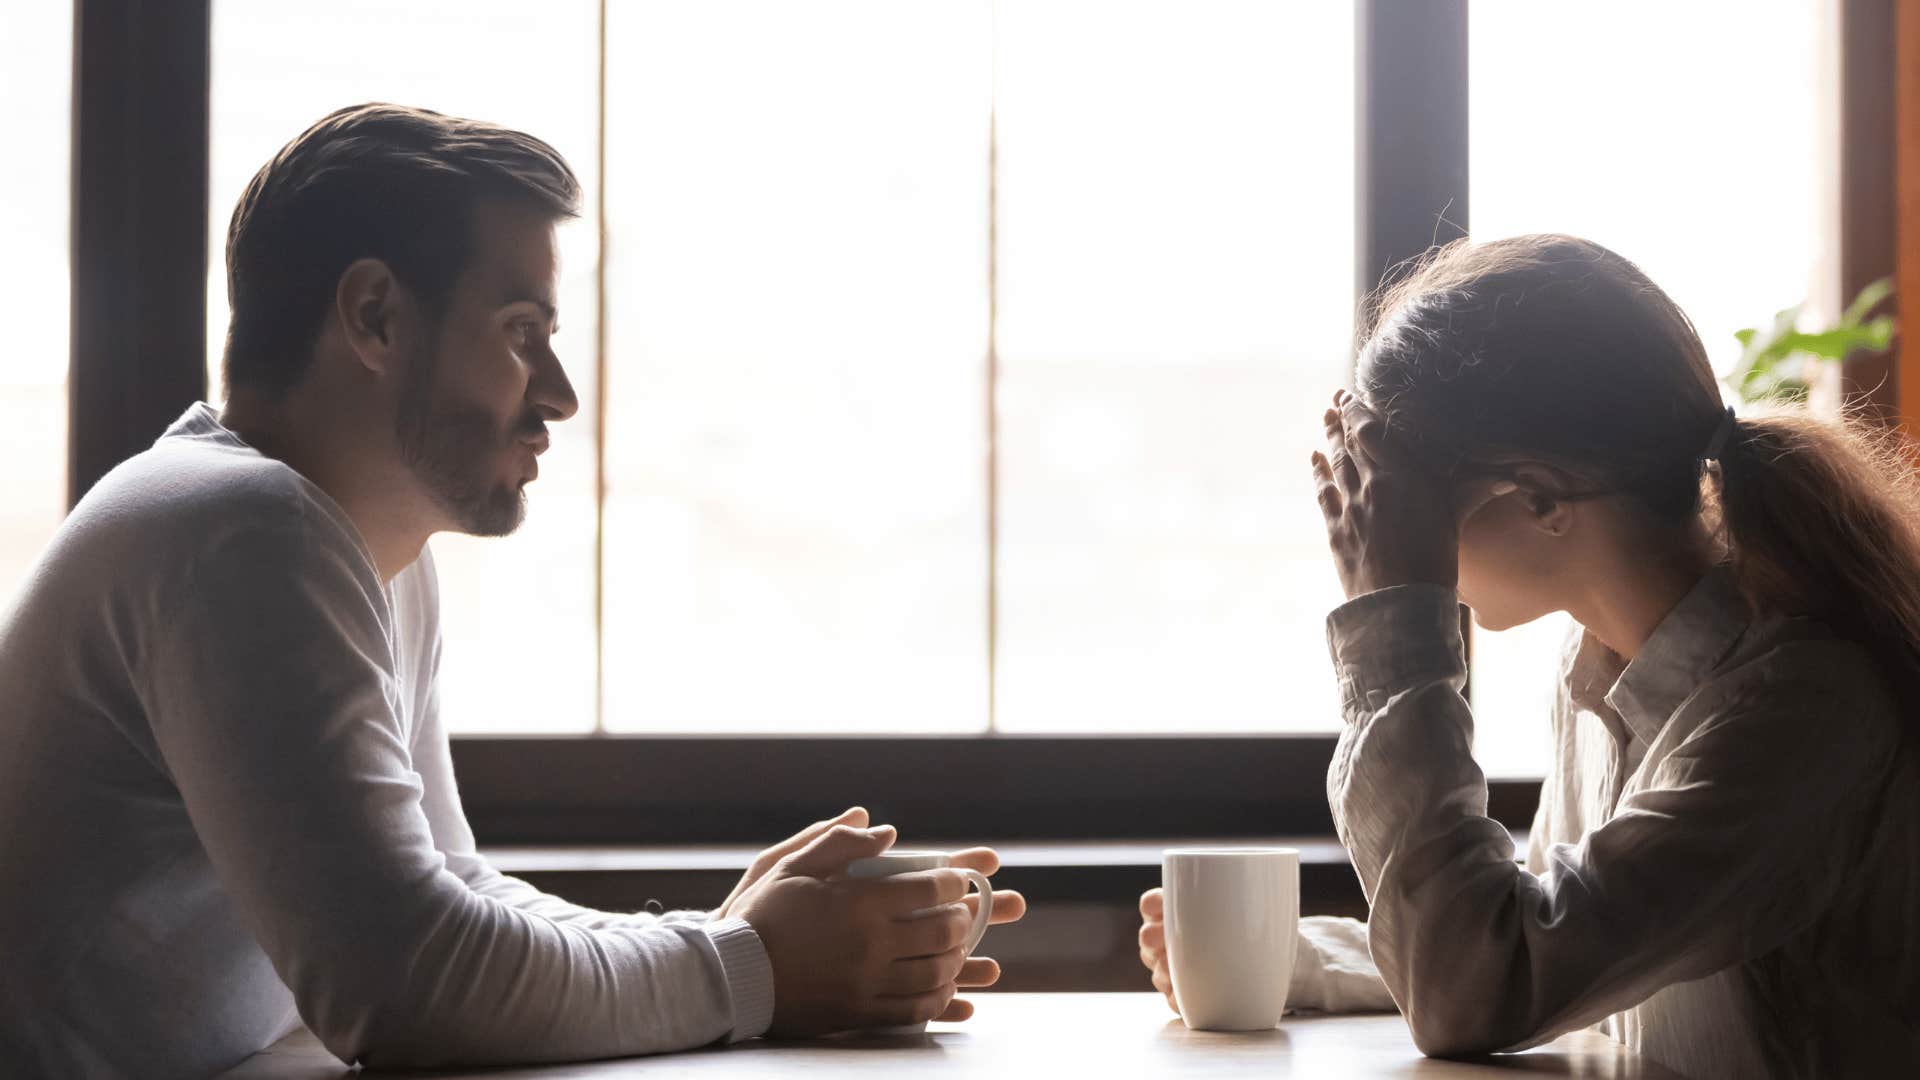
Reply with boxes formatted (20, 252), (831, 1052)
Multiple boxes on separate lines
(217, 993), (1679, 1078)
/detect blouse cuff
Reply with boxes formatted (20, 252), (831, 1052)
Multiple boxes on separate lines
(1325, 585), (1467, 713)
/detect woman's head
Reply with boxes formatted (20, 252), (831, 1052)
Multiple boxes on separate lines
(1357, 235), (1730, 628)
(1357, 234), (1920, 718)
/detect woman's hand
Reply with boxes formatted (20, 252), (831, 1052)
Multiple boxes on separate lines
(1138, 888), (1179, 1015)
(1310, 390), (1463, 600)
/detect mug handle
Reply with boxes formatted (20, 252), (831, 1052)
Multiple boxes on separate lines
(958, 869), (993, 955)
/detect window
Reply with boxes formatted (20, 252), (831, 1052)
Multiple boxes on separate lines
(0, 2), (71, 606)
(200, 3), (1839, 781)
(599, 2), (992, 734)
(1467, 0), (1827, 776)
(209, 0), (602, 734)
(210, 1), (1356, 738)
(992, 1), (1353, 733)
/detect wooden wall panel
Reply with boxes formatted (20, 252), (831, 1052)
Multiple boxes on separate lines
(1840, 0), (1900, 420)
(1898, 0), (1920, 434)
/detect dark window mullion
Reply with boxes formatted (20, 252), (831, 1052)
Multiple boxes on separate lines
(69, 0), (211, 508)
(1354, 0), (1472, 690)
(1354, 0), (1469, 315)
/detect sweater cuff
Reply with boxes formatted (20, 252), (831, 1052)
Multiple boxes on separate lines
(658, 907), (713, 926)
(1324, 585), (1466, 712)
(704, 918), (774, 1042)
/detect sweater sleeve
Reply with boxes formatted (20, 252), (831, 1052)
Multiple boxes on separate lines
(399, 572), (766, 1010)
(142, 519), (770, 1068)
(419, 718), (719, 931)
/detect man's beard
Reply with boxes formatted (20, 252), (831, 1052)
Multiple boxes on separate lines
(395, 343), (540, 538)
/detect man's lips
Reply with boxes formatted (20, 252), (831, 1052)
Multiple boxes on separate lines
(516, 434), (547, 484)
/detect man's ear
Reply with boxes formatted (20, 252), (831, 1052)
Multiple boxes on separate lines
(335, 258), (403, 376)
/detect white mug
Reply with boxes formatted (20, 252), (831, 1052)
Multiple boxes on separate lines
(844, 850), (994, 1033)
(1162, 847), (1299, 1031)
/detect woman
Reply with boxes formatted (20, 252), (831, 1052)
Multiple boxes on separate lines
(1139, 235), (1920, 1078)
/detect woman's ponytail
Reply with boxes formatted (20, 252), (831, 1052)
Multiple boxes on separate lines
(1714, 409), (1920, 708)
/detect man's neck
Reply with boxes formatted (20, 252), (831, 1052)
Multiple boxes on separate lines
(221, 390), (433, 584)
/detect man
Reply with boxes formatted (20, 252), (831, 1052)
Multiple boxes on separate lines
(0, 104), (1021, 1078)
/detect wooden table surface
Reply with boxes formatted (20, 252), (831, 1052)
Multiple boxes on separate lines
(217, 993), (1680, 1078)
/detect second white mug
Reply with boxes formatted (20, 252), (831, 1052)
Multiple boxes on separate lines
(1162, 847), (1300, 1032)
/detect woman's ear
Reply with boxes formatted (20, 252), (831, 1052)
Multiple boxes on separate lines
(1511, 465), (1575, 538)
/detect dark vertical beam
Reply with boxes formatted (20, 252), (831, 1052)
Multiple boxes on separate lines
(69, 0), (210, 507)
(1356, 0), (1473, 697)
(1838, 0), (1899, 421)
(1355, 0), (1469, 326)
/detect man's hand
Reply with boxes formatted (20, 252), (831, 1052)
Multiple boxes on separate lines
(1310, 389), (1464, 600)
(730, 826), (1027, 1036)
(1138, 888), (1179, 1016)
(713, 806), (870, 921)
(935, 846), (1028, 1022)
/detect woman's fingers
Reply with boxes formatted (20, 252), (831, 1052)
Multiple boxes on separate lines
(1311, 451), (1342, 519)
(1323, 406), (1361, 492)
(1339, 394), (1389, 464)
(1316, 387), (1462, 598)
(1152, 965), (1179, 1014)
(1135, 881), (1181, 1016)
(1139, 920), (1164, 952)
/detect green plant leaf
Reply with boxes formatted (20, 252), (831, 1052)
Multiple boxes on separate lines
(1728, 279), (1900, 403)
(1774, 326), (1882, 361)
(1863, 314), (1896, 351)
(1841, 276), (1894, 326)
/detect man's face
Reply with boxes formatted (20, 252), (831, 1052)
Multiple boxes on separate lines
(396, 200), (578, 536)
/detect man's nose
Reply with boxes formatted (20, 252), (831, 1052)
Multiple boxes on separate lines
(530, 348), (579, 423)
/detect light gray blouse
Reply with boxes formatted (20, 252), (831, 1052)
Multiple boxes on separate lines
(1325, 569), (1920, 1078)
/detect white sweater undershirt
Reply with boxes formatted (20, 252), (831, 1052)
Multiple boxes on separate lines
(0, 404), (774, 1079)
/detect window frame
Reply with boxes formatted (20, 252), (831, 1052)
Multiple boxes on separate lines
(72, 0), (1898, 844)
(449, 734), (1548, 844)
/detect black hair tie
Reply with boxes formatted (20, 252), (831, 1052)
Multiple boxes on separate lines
(1701, 405), (1736, 462)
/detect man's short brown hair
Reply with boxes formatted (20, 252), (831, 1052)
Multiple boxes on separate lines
(220, 103), (581, 397)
